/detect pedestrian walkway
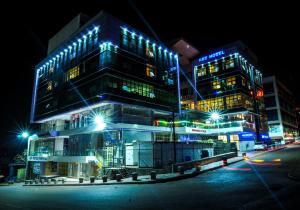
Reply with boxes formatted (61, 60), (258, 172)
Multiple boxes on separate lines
(23, 145), (286, 187)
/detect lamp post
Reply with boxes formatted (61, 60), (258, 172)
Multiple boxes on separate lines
(210, 111), (221, 137)
(17, 131), (30, 180)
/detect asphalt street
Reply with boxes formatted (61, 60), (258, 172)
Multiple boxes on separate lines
(0, 144), (299, 210)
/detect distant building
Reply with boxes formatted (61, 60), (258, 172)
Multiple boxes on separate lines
(178, 41), (269, 151)
(263, 76), (298, 142)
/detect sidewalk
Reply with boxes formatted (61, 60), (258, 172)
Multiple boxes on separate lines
(23, 145), (286, 187)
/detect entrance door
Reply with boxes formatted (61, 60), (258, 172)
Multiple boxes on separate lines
(68, 163), (79, 177)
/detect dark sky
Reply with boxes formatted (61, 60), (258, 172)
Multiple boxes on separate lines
(1, 0), (299, 152)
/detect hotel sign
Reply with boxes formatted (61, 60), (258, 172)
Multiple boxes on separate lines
(198, 50), (225, 62)
(28, 156), (49, 162)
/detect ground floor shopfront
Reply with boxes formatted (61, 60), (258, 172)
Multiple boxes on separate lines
(26, 123), (239, 179)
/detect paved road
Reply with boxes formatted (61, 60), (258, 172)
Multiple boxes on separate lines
(1, 144), (299, 210)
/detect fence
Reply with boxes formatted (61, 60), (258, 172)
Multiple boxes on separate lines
(125, 141), (237, 168)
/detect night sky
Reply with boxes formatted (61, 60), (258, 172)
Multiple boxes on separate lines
(1, 0), (299, 154)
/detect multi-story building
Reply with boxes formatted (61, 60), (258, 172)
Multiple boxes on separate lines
(263, 76), (298, 142)
(28, 11), (181, 178)
(180, 41), (269, 151)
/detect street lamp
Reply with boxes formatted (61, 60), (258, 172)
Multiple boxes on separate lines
(17, 131), (30, 180)
(93, 114), (106, 131)
(21, 132), (29, 139)
(209, 110), (222, 138)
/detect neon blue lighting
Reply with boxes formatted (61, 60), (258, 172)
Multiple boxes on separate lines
(152, 43), (156, 47)
(49, 60), (52, 63)
(83, 35), (87, 39)
(169, 52), (173, 56)
(174, 54), (178, 58)
(46, 62), (49, 65)
(73, 42), (77, 46)
(64, 49), (68, 52)
(78, 39), (82, 43)
(158, 46), (162, 50)
(199, 50), (225, 62)
(123, 27), (127, 32)
(56, 55), (59, 58)
(94, 26), (99, 31)
(68, 46), (72, 50)
(146, 39), (150, 43)
(139, 35), (143, 40)
(60, 52), (64, 55)
(164, 49), (168, 53)
(132, 32), (135, 37)
(88, 31), (92, 35)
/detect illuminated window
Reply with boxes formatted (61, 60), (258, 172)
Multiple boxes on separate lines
(65, 66), (80, 82)
(122, 78), (156, 99)
(212, 81), (221, 89)
(49, 67), (54, 76)
(181, 100), (195, 110)
(227, 76), (236, 86)
(47, 81), (53, 91)
(198, 97), (224, 112)
(241, 76), (246, 86)
(225, 58), (235, 69)
(146, 64), (156, 78)
(226, 94), (242, 109)
(146, 47), (154, 58)
(256, 90), (264, 98)
(209, 64), (218, 74)
(197, 66), (206, 77)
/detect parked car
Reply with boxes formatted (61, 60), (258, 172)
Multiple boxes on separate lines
(294, 136), (300, 144)
(253, 142), (267, 150)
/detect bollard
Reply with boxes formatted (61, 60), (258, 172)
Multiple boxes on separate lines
(29, 180), (33, 185)
(132, 172), (138, 181)
(178, 166), (185, 175)
(102, 175), (108, 183)
(116, 174), (122, 182)
(25, 180), (29, 185)
(150, 171), (156, 180)
(79, 177), (84, 183)
(45, 178), (49, 184)
(51, 178), (57, 184)
(40, 179), (44, 184)
(90, 176), (95, 183)
(195, 164), (201, 172)
(34, 179), (39, 184)
(222, 157), (228, 166)
(62, 178), (65, 184)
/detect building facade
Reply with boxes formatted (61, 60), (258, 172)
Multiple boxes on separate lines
(263, 76), (298, 142)
(28, 11), (182, 178)
(180, 41), (269, 151)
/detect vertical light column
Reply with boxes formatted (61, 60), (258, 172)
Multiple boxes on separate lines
(30, 68), (40, 123)
(175, 55), (181, 115)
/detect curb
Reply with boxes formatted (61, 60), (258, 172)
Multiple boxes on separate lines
(23, 158), (244, 187)
(22, 147), (285, 187)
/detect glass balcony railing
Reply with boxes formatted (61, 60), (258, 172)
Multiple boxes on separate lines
(154, 120), (255, 130)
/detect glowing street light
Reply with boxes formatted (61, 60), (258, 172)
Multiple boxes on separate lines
(21, 132), (29, 138)
(211, 112), (220, 121)
(209, 110), (222, 138)
(94, 115), (106, 131)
